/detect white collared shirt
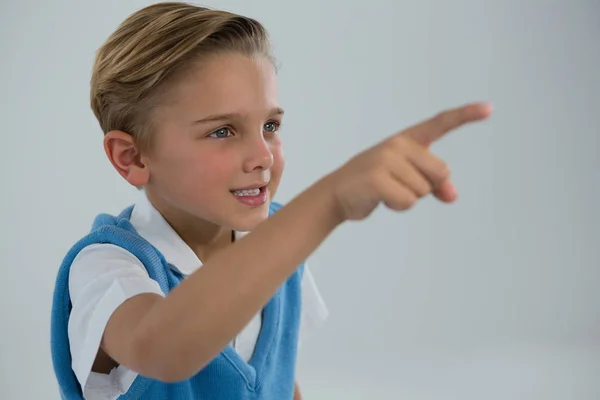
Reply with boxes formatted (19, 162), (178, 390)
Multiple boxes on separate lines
(67, 195), (329, 400)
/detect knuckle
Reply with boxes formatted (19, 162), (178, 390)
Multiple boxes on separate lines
(432, 111), (447, 128)
(415, 182), (431, 198)
(385, 135), (409, 151)
(378, 146), (394, 163)
(432, 109), (462, 131)
(426, 155), (450, 184)
(377, 146), (399, 169)
(367, 166), (386, 188)
(401, 192), (418, 209)
(437, 161), (451, 181)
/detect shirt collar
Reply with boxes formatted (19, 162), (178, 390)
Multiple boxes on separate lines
(128, 193), (247, 276)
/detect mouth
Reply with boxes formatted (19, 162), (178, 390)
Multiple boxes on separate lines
(230, 183), (269, 207)
(230, 185), (267, 197)
(231, 182), (268, 195)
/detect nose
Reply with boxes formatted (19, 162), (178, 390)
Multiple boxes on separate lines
(242, 134), (274, 173)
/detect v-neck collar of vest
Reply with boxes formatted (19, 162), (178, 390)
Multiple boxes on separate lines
(220, 289), (281, 390)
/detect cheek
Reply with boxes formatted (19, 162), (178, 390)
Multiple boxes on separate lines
(153, 146), (236, 194)
(183, 153), (236, 189)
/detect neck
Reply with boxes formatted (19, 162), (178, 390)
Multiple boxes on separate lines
(145, 192), (234, 262)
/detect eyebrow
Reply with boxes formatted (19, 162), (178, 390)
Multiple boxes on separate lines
(192, 107), (285, 125)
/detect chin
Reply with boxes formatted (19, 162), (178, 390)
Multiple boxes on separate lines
(228, 205), (271, 232)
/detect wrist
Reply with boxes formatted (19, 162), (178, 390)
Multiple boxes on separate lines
(310, 172), (346, 228)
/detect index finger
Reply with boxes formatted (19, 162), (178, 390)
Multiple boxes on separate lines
(403, 102), (493, 146)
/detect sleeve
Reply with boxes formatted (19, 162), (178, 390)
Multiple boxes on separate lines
(298, 265), (329, 348)
(67, 243), (165, 397)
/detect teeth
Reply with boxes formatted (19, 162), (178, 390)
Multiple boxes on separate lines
(233, 188), (260, 196)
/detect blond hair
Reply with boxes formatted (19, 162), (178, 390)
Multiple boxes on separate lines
(90, 2), (274, 153)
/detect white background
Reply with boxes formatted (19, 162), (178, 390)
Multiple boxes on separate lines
(1, 0), (599, 398)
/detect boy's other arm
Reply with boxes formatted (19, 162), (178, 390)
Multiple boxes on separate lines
(294, 381), (302, 400)
(102, 177), (342, 382)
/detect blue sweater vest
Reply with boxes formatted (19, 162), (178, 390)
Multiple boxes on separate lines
(50, 201), (304, 399)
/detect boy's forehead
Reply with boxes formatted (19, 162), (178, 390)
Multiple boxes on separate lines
(167, 55), (279, 118)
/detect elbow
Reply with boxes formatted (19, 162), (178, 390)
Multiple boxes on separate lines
(127, 327), (210, 383)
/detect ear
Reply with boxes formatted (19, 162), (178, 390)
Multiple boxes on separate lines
(104, 131), (150, 187)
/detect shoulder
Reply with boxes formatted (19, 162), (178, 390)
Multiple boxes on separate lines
(68, 243), (148, 302)
(69, 208), (164, 272)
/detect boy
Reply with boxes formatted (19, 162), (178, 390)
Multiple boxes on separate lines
(51, 2), (492, 399)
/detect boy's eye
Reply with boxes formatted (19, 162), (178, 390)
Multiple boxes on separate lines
(264, 121), (280, 133)
(208, 127), (232, 139)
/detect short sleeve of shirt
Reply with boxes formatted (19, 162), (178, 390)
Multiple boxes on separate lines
(68, 243), (165, 399)
(298, 266), (329, 347)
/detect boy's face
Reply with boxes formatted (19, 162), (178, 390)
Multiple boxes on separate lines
(143, 54), (284, 232)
